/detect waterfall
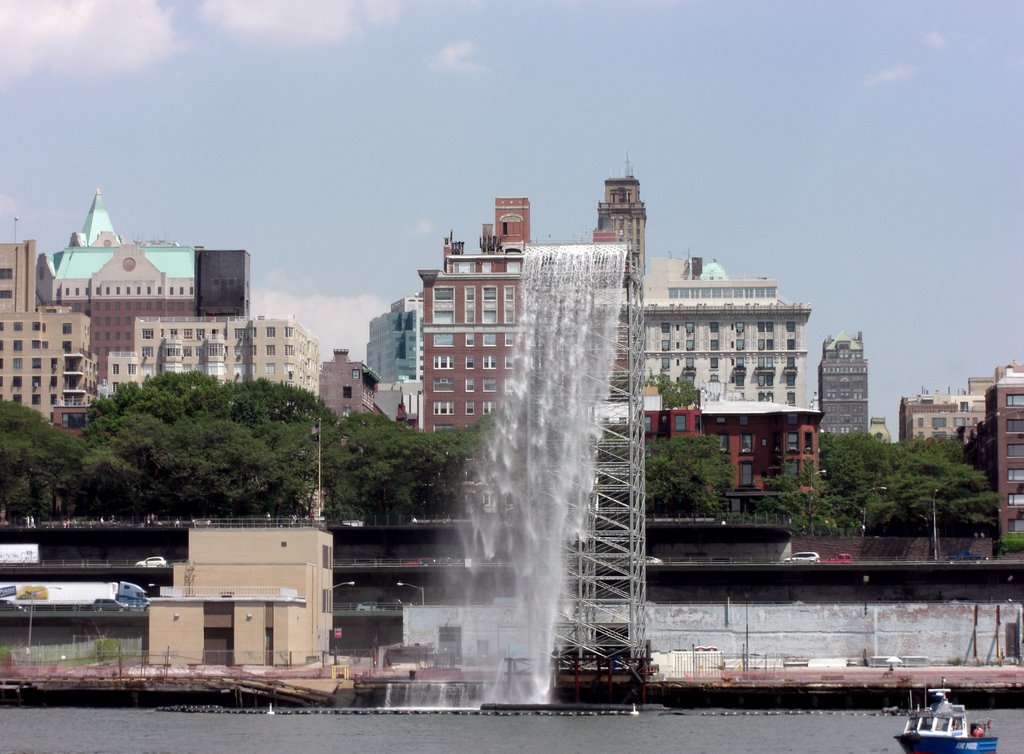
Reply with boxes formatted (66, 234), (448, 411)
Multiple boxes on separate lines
(475, 244), (626, 704)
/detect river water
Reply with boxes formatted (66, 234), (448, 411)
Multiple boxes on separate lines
(0, 707), (1020, 754)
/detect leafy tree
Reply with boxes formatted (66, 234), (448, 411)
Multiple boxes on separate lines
(0, 401), (83, 522)
(645, 436), (733, 518)
(645, 373), (698, 409)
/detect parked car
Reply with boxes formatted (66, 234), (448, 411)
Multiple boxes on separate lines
(135, 556), (168, 567)
(822, 553), (854, 564)
(947, 550), (987, 561)
(785, 551), (821, 563)
(645, 556), (664, 564)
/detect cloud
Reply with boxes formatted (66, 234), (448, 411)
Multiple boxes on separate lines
(921, 31), (947, 49)
(407, 217), (433, 237)
(252, 283), (388, 362)
(0, 0), (181, 87)
(428, 41), (489, 73)
(200, 0), (398, 48)
(862, 64), (918, 89)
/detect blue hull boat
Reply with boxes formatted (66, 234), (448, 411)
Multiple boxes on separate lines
(894, 689), (997, 753)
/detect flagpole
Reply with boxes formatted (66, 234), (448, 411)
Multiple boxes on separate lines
(316, 417), (322, 519)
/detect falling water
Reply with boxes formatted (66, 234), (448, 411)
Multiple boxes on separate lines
(474, 244), (626, 704)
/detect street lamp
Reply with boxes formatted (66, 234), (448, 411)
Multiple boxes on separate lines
(332, 581), (355, 589)
(932, 488), (940, 561)
(396, 581), (424, 605)
(863, 486), (887, 537)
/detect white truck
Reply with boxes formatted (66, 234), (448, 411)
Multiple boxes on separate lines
(0, 544), (40, 564)
(0, 581), (150, 609)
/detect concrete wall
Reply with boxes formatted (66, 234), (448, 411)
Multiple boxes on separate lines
(402, 602), (1024, 668)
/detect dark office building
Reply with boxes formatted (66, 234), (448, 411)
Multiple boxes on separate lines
(195, 248), (250, 318)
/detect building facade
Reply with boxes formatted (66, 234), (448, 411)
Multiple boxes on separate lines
(366, 295), (422, 383)
(596, 159), (646, 271)
(644, 258), (812, 407)
(320, 348), (379, 417)
(0, 241), (37, 313)
(966, 362), (1024, 535)
(702, 400), (823, 512)
(107, 315), (319, 394)
(0, 307), (96, 420)
(898, 378), (990, 441)
(418, 199), (528, 432)
(36, 191), (198, 385)
(817, 330), (869, 434)
(195, 248), (250, 318)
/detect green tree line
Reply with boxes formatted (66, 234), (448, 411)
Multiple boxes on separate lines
(0, 374), (1000, 536)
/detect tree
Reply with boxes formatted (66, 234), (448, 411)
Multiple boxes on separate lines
(645, 436), (733, 518)
(645, 373), (698, 409)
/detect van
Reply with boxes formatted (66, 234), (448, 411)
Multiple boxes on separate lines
(785, 551), (820, 563)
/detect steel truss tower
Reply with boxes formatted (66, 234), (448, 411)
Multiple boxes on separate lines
(554, 251), (647, 692)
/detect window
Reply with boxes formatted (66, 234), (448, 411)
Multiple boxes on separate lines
(786, 321), (796, 332)
(710, 339), (719, 351)
(142, 347), (154, 358)
(465, 355), (475, 369)
(265, 363), (276, 375)
(483, 378), (497, 392)
(504, 285), (515, 324)
(740, 433), (753, 453)
(266, 326), (276, 338)
(660, 323), (670, 333)
(234, 328), (245, 339)
(351, 368), (360, 379)
(266, 345), (276, 356)
(433, 356), (454, 369)
(931, 417), (947, 429)
(465, 333), (475, 347)
(483, 355), (497, 369)
(710, 357), (719, 369)
(464, 287), (476, 324)
(465, 378), (475, 392)
(740, 462), (754, 486)
(483, 333), (497, 347)
(1009, 469), (1024, 482)
(718, 434), (729, 452)
(1009, 494), (1024, 507)
(465, 401), (476, 415)
(736, 339), (745, 351)
(787, 432), (799, 452)
(482, 400), (496, 415)
(31, 358), (41, 369)
(674, 414), (687, 432)
(685, 339), (695, 351)
(1009, 445), (1024, 457)
(112, 364), (120, 376)
(433, 401), (455, 415)
(342, 386), (352, 398)
(434, 334), (454, 347)
(433, 287), (455, 323)
(433, 378), (455, 392)
(1008, 395), (1024, 407)
(710, 322), (719, 333)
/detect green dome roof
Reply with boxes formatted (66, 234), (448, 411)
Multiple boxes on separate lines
(700, 259), (729, 280)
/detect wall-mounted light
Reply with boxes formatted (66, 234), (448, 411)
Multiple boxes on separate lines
(246, 613), (253, 621)
(173, 613), (180, 620)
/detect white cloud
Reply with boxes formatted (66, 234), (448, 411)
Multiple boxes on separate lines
(428, 41), (488, 73)
(0, 0), (181, 87)
(922, 31), (947, 49)
(252, 283), (388, 362)
(200, 0), (398, 48)
(407, 217), (433, 237)
(862, 64), (918, 89)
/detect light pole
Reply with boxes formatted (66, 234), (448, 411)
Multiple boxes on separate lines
(396, 581), (424, 605)
(932, 488), (940, 561)
(863, 486), (887, 537)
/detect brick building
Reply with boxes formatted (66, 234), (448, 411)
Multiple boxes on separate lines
(966, 362), (1024, 535)
(320, 348), (378, 417)
(418, 198), (528, 432)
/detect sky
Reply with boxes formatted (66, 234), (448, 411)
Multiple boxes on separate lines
(1, 0), (1021, 431)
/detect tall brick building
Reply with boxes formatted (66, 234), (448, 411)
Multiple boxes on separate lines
(418, 198), (528, 431)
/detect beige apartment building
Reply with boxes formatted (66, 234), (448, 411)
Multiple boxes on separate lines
(898, 377), (991, 441)
(107, 315), (319, 394)
(148, 527), (333, 666)
(644, 257), (813, 407)
(0, 241), (37, 313)
(0, 306), (96, 421)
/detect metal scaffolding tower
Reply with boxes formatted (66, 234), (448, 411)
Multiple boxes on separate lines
(554, 250), (647, 690)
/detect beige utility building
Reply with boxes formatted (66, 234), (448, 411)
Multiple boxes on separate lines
(107, 315), (319, 395)
(149, 527), (333, 666)
(898, 378), (991, 441)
